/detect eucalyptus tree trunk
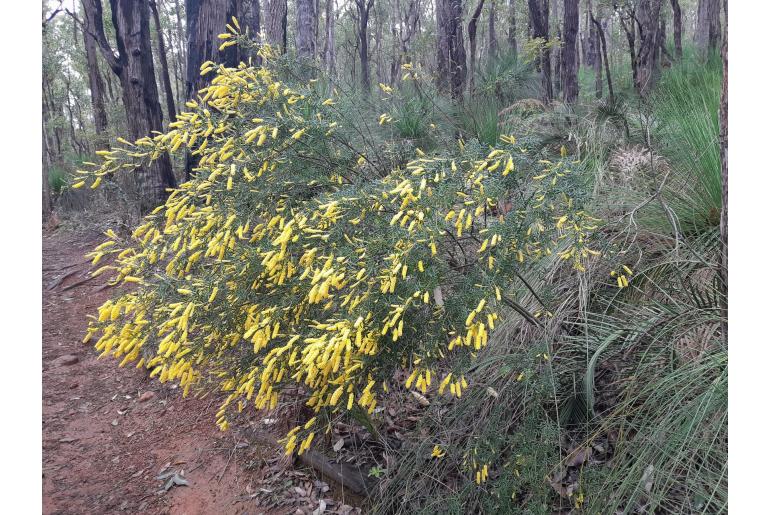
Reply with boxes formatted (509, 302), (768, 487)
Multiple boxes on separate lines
(185, 0), (242, 103)
(468, 0), (486, 94)
(323, 0), (336, 76)
(590, 12), (613, 104)
(437, 0), (467, 99)
(354, 0), (375, 94)
(184, 0), (243, 179)
(83, 0), (177, 213)
(150, 0), (177, 123)
(528, 0), (553, 103)
(81, 2), (109, 150)
(635, 0), (662, 96)
(562, 0), (579, 104)
(670, 0), (683, 59)
(696, 0), (721, 55)
(488, 0), (498, 60)
(508, 0), (517, 59)
(266, 0), (287, 52)
(551, 0), (561, 96)
(296, 0), (316, 61)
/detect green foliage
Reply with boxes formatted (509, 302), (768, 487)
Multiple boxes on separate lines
(48, 165), (68, 195)
(652, 55), (723, 233)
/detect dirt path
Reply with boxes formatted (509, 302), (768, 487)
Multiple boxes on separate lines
(42, 230), (350, 515)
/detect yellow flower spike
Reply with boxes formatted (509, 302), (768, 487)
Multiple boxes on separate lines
(432, 445), (446, 458)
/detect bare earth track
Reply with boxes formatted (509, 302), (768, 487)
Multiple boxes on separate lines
(42, 230), (351, 515)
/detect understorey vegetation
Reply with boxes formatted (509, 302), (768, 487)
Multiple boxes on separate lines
(47, 0), (727, 512)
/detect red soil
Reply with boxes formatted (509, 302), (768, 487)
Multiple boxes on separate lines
(42, 230), (289, 515)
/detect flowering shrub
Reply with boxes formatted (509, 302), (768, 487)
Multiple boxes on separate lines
(76, 29), (602, 456)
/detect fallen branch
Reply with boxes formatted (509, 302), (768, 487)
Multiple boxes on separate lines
(61, 274), (100, 292)
(47, 269), (83, 291)
(297, 450), (374, 496)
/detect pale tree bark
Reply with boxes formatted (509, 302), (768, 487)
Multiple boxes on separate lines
(83, 0), (177, 213)
(81, 0), (109, 150)
(150, 0), (177, 123)
(468, 0), (486, 94)
(354, 0), (375, 94)
(670, 0), (682, 59)
(508, 0), (517, 58)
(528, 0), (553, 102)
(265, 0), (287, 52)
(488, 0), (498, 60)
(296, 0), (317, 61)
(562, 0), (578, 104)
(437, 0), (467, 99)
(323, 0), (336, 76)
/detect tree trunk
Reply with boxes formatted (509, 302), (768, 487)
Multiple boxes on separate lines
(562, 0), (578, 104)
(468, 0), (486, 94)
(83, 0), (178, 212)
(718, 0), (727, 343)
(185, 0), (242, 100)
(508, 0), (517, 59)
(670, 0), (682, 59)
(488, 0), (498, 60)
(82, 3), (110, 150)
(150, 0), (177, 123)
(436, 0), (467, 100)
(528, 0), (552, 103)
(635, 0), (662, 96)
(696, 0), (721, 55)
(184, 0), (242, 179)
(42, 117), (53, 219)
(591, 13), (613, 104)
(112, 0), (178, 211)
(355, 0), (375, 94)
(323, 0), (336, 76)
(551, 0), (561, 96)
(265, 0), (287, 52)
(296, 0), (316, 61)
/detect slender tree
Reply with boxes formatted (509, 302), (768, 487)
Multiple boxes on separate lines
(488, 0), (499, 60)
(670, 0), (682, 59)
(354, 0), (375, 94)
(150, 0), (178, 123)
(437, 0), (467, 99)
(467, 0), (486, 93)
(551, 0), (561, 96)
(323, 0), (336, 76)
(508, 0), (517, 59)
(528, 0), (553, 102)
(82, 0), (177, 212)
(80, 0), (109, 150)
(590, 12), (613, 103)
(562, 0), (579, 104)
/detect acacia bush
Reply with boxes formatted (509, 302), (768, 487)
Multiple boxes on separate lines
(76, 28), (604, 458)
